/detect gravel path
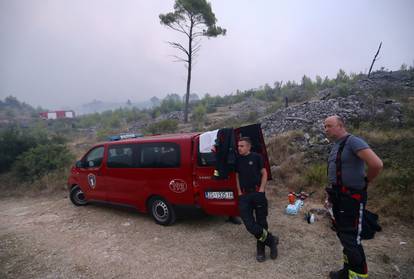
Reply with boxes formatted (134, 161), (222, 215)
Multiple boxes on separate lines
(0, 187), (413, 279)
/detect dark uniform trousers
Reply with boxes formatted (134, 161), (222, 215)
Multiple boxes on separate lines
(238, 191), (268, 239)
(332, 189), (368, 276)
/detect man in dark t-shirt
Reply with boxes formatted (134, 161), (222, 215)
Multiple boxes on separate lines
(235, 137), (278, 262)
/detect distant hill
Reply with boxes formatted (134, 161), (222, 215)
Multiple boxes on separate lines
(69, 99), (154, 115)
(0, 96), (39, 126)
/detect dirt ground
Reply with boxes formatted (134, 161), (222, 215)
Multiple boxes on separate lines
(0, 186), (413, 279)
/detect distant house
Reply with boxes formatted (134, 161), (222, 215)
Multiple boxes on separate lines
(39, 110), (75, 120)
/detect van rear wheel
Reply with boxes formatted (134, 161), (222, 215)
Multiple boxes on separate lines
(149, 197), (176, 226)
(70, 185), (88, 206)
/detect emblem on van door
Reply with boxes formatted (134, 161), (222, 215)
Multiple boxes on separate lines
(88, 173), (96, 189)
(169, 179), (187, 193)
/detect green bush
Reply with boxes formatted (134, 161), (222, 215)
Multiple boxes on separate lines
(96, 128), (115, 141)
(145, 119), (178, 135)
(370, 168), (414, 220)
(12, 143), (75, 182)
(191, 104), (207, 123)
(304, 163), (327, 187)
(0, 127), (41, 173)
(205, 104), (217, 113)
(158, 94), (183, 114)
(0, 125), (75, 184)
(191, 104), (207, 131)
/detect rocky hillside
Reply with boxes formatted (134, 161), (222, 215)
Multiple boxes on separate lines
(261, 95), (402, 140)
(259, 71), (413, 159)
(262, 71), (412, 136)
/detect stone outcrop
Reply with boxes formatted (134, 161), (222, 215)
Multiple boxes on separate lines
(261, 94), (402, 141)
(155, 111), (184, 122)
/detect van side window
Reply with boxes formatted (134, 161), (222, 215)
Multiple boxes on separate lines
(85, 146), (104, 168)
(198, 152), (216, 167)
(107, 145), (135, 168)
(139, 143), (180, 168)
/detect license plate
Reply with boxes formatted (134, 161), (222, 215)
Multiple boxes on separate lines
(205, 191), (234, 200)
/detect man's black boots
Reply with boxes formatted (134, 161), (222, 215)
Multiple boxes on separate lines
(256, 241), (265, 262)
(264, 233), (279, 260)
(329, 268), (348, 279)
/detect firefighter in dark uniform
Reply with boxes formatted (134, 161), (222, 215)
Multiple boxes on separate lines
(236, 137), (278, 262)
(324, 115), (383, 279)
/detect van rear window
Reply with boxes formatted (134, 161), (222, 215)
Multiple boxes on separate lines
(139, 143), (180, 168)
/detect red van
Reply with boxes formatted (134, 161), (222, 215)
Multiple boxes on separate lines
(67, 124), (271, 225)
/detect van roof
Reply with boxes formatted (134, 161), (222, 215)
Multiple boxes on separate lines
(105, 132), (200, 145)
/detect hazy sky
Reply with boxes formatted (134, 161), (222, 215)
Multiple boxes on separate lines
(1, 0), (413, 109)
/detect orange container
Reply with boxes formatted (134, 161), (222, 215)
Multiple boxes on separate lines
(288, 193), (296, 204)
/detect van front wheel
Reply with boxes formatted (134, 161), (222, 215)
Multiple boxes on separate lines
(149, 197), (176, 226)
(70, 185), (88, 206)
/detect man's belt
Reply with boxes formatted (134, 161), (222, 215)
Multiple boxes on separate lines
(328, 184), (367, 202)
(241, 186), (260, 194)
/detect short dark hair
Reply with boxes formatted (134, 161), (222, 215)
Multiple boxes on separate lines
(238, 137), (252, 145)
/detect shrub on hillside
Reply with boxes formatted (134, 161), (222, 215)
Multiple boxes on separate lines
(12, 143), (75, 182)
(207, 117), (243, 131)
(370, 168), (414, 220)
(145, 119), (178, 135)
(191, 103), (207, 123)
(304, 163), (327, 187)
(96, 128), (115, 141)
(0, 127), (42, 173)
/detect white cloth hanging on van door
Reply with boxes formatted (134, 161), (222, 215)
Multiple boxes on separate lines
(199, 129), (219, 153)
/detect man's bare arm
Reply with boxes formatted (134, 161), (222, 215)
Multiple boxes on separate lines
(259, 168), (268, 192)
(236, 173), (242, 196)
(357, 148), (383, 183)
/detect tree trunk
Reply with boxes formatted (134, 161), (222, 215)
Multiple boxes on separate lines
(184, 57), (192, 123)
(184, 20), (194, 123)
(368, 42), (382, 79)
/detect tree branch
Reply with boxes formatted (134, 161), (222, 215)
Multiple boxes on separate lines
(164, 23), (188, 35)
(175, 21), (190, 37)
(169, 54), (189, 63)
(192, 40), (202, 55)
(167, 41), (189, 56)
(193, 31), (205, 37)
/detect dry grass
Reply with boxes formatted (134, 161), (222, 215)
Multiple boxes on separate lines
(266, 130), (304, 165)
(266, 131), (321, 194)
(368, 169), (414, 221)
(354, 128), (414, 144)
(0, 171), (69, 198)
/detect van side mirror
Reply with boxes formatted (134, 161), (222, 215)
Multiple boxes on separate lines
(75, 160), (86, 168)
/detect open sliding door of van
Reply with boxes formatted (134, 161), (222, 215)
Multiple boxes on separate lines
(193, 135), (239, 217)
(193, 123), (271, 217)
